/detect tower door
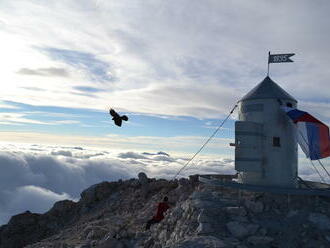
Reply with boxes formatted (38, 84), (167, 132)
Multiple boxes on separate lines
(235, 121), (263, 172)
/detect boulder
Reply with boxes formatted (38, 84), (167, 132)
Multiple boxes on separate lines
(50, 200), (76, 212)
(246, 224), (259, 235)
(226, 221), (258, 238)
(171, 236), (226, 248)
(286, 210), (298, 218)
(197, 209), (212, 223)
(170, 207), (184, 220)
(144, 237), (155, 248)
(138, 172), (149, 185)
(223, 237), (240, 246)
(224, 207), (247, 217)
(226, 221), (249, 238)
(231, 216), (248, 222)
(84, 226), (108, 240)
(75, 243), (91, 248)
(244, 200), (264, 214)
(7, 211), (40, 226)
(258, 228), (267, 236)
(80, 181), (118, 205)
(189, 175), (199, 183)
(196, 222), (214, 235)
(46, 200), (77, 217)
(97, 238), (126, 248)
(178, 178), (190, 187)
(247, 236), (274, 246)
(159, 229), (170, 241)
(308, 213), (330, 230)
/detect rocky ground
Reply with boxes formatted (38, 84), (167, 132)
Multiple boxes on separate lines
(1, 173), (330, 248)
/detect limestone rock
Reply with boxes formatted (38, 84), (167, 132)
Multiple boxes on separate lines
(171, 236), (226, 248)
(0, 211), (47, 248)
(138, 172), (149, 185)
(226, 221), (259, 239)
(246, 224), (259, 235)
(226, 221), (249, 239)
(84, 226), (108, 240)
(247, 236), (274, 246)
(223, 237), (240, 246)
(159, 229), (169, 241)
(75, 242), (91, 248)
(5, 175), (330, 248)
(308, 213), (330, 230)
(80, 181), (118, 205)
(196, 222), (214, 235)
(189, 175), (199, 184)
(178, 178), (190, 187)
(258, 228), (267, 236)
(47, 200), (77, 215)
(224, 207), (247, 217)
(244, 200), (264, 214)
(97, 238), (126, 248)
(286, 210), (298, 218)
(198, 209), (212, 223)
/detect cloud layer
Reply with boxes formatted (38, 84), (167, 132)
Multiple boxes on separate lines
(0, 142), (329, 225)
(17, 67), (69, 77)
(0, 143), (235, 224)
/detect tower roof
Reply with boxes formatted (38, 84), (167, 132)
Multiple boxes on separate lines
(240, 76), (297, 102)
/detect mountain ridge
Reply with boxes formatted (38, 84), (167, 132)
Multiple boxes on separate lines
(1, 173), (330, 248)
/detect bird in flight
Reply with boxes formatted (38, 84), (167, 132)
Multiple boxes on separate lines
(109, 108), (128, 127)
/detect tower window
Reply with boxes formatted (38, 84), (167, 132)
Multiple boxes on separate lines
(273, 137), (281, 147)
(241, 104), (263, 113)
(286, 103), (293, 108)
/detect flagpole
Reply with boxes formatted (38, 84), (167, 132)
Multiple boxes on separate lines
(267, 52), (295, 77)
(267, 51), (270, 76)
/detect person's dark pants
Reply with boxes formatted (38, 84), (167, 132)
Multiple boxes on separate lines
(145, 218), (160, 230)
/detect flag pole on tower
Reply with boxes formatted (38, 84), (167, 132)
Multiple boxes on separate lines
(267, 52), (295, 76)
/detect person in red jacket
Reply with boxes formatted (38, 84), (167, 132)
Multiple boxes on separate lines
(145, 196), (170, 230)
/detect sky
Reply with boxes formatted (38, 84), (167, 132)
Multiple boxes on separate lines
(0, 0), (330, 224)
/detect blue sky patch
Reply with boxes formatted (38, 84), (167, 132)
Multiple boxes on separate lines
(0, 100), (235, 140)
(73, 86), (106, 93)
(40, 47), (113, 82)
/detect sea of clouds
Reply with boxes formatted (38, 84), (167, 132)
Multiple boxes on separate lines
(0, 143), (328, 225)
(0, 143), (235, 224)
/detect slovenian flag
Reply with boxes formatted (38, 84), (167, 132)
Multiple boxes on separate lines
(282, 107), (330, 160)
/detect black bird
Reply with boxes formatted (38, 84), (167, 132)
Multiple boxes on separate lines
(109, 108), (128, 127)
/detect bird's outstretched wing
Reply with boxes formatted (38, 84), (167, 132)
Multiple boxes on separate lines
(109, 108), (120, 119)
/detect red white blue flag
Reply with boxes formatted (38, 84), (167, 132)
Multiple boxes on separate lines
(283, 107), (330, 160)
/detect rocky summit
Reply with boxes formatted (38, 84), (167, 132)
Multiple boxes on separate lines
(1, 173), (330, 248)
